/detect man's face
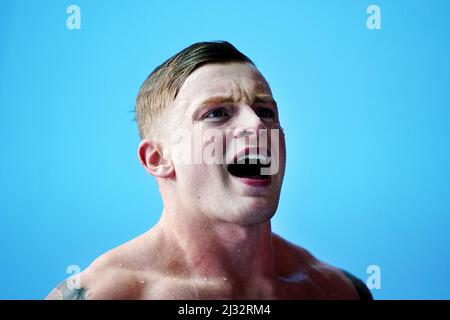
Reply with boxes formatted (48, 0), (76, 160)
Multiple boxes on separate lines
(164, 62), (286, 225)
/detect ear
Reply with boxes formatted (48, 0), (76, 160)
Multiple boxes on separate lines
(138, 139), (174, 178)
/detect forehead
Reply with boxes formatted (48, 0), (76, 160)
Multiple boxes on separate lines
(175, 62), (272, 106)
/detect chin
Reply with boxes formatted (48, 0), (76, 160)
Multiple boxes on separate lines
(234, 198), (278, 225)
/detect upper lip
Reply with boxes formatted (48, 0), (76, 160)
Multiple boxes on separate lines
(227, 146), (271, 165)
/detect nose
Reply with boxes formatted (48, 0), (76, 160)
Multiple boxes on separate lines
(233, 105), (268, 139)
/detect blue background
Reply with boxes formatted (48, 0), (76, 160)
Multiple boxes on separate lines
(1, 0), (449, 299)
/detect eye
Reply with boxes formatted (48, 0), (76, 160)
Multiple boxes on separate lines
(256, 107), (275, 119)
(203, 108), (231, 122)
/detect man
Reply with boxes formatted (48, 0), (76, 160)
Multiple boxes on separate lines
(46, 41), (372, 300)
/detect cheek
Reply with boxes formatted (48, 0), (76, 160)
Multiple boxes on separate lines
(278, 130), (287, 155)
(272, 134), (287, 182)
(201, 131), (226, 165)
(176, 164), (223, 195)
(281, 137), (287, 166)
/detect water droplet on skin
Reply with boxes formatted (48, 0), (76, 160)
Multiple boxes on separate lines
(139, 280), (146, 284)
(222, 277), (227, 281)
(118, 263), (123, 267)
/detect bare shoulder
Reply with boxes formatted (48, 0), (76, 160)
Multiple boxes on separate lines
(45, 277), (87, 300)
(272, 233), (360, 299)
(46, 253), (140, 300)
(46, 233), (154, 300)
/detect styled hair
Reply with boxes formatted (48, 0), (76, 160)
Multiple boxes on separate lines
(135, 41), (254, 139)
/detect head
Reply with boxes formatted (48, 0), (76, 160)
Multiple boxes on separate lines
(136, 41), (286, 225)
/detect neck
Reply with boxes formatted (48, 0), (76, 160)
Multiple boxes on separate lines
(156, 206), (279, 284)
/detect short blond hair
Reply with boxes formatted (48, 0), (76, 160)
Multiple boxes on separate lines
(135, 41), (254, 139)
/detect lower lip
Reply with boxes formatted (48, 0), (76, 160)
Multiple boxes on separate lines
(232, 176), (272, 187)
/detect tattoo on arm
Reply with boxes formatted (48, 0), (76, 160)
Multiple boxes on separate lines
(46, 280), (86, 300)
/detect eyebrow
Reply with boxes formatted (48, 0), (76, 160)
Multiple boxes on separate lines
(197, 94), (277, 109)
(253, 94), (277, 105)
(189, 94), (277, 120)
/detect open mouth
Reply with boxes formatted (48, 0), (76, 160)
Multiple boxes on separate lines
(227, 154), (271, 180)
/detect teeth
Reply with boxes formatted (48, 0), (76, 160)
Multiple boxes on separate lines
(237, 154), (270, 164)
